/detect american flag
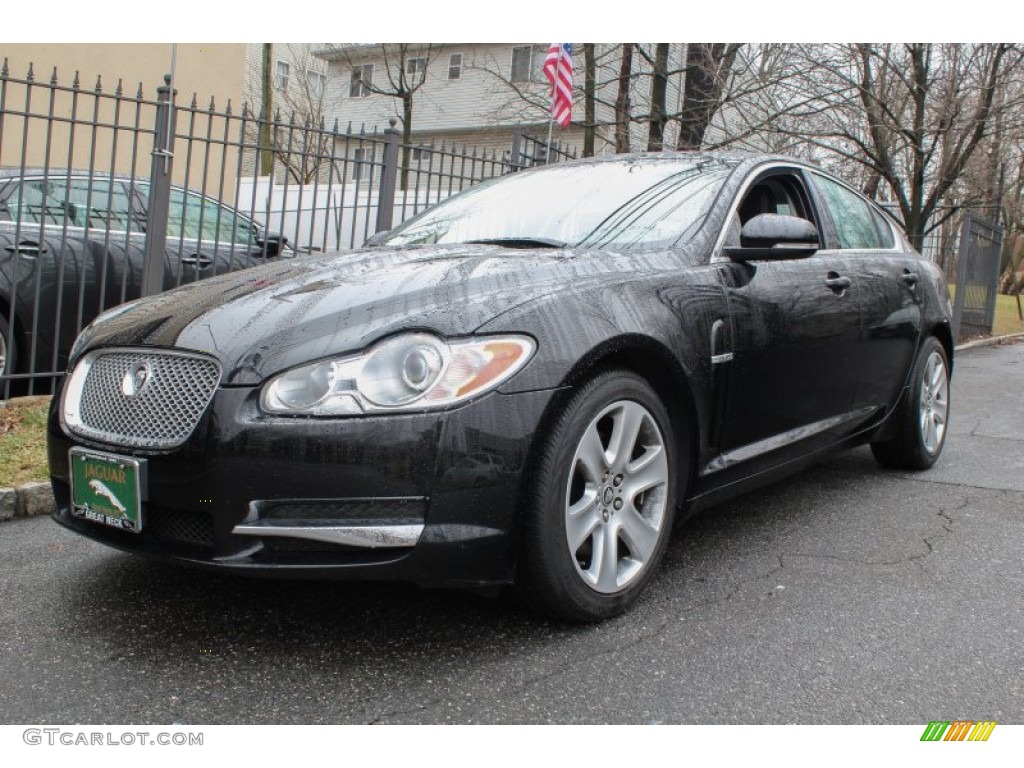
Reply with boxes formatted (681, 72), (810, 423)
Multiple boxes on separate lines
(542, 43), (573, 127)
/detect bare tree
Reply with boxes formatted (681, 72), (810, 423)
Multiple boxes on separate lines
(245, 43), (334, 184)
(643, 44), (670, 150)
(330, 44), (436, 188)
(583, 44), (596, 157)
(614, 44), (634, 153)
(259, 43), (273, 176)
(759, 44), (1024, 250)
(676, 44), (741, 150)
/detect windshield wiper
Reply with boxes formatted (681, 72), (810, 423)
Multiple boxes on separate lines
(464, 237), (567, 249)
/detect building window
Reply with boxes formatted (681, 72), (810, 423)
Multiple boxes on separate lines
(275, 60), (290, 90)
(448, 53), (463, 80)
(307, 70), (325, 99)
(349, 64), (373, 98)
(406, 57), (427, 78)
(510, 45), (545, 83)
(353, 147), (373, 180)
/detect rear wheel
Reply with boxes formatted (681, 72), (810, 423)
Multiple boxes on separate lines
(0, 314), (14, 380)
(516, 370), (681, 622)
(871, 336), (950, 470)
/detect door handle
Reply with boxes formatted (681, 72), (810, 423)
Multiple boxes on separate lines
(181, 253), (213, 269)
(825, 273), (851, 294)
(4, 239), (47, 256)
(901, 270), (919, 286)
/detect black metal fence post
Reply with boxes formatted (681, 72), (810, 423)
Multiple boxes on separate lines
(141, 75), (176, 297)
(510, 125), (522, 171)
(952, 214), (1004, 341)
(951, 217), (970, 339)
(374, 118), (400, 234)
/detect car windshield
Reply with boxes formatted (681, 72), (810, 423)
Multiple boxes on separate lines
(380, 156), (735, 250)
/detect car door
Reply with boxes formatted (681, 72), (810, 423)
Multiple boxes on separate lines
(808, 171), (922, 419)
(708, 167), (863, 475)
(164, 187), (265, 289)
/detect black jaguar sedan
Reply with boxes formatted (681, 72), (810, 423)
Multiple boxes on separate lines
(48, 152), (953, 621)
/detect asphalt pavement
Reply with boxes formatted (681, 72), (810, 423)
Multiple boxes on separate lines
(1, 340), (1022, 724)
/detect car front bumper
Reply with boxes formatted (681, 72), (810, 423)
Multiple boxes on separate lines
(49, 382), (557, 587)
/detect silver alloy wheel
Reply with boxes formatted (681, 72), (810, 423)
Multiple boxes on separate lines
(0, 330), (6, 376)
(565, 399), (669, 594)
(919, 350), (949, 455)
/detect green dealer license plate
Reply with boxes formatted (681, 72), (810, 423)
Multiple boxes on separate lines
(70, 449), (144, 533)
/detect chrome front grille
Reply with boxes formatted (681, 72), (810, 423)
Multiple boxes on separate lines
(63, 349), (221, 449)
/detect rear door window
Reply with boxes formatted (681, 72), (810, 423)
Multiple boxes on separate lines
(811, 172), (887, 250)
(166, 188), (259, 246)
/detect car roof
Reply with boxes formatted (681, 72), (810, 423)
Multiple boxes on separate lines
(0, 167), (143, 180)
(548, 149), (809, 170)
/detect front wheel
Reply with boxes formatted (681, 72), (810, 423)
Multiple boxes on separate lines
(871, 336), (950, 470)
(515, 370), (681, 622)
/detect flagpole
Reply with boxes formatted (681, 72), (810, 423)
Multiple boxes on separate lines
(545, 45), (563, 164)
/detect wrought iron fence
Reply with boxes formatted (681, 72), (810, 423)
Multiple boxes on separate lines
(951, 215), (1003, 340)
(0, 61), (577, 395)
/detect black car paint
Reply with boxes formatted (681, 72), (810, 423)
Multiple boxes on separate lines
(47, 153), (953, 586)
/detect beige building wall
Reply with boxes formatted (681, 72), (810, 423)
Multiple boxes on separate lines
(0, 44), (247, 196)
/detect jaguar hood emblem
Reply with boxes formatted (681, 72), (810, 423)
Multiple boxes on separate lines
(121, 362), (152, 398)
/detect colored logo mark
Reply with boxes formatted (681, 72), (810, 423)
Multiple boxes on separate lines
(920, 721), (996, 742)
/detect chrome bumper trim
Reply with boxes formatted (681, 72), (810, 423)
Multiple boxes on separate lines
(231, 522), (424, 548)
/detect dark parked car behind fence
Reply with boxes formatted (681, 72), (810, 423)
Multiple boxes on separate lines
(0, 169), (292, 392)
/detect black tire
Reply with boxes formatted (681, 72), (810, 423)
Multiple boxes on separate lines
(871, 336), (950, 470)
(515, 370), (682, 622)
(0, 313), (14, 380)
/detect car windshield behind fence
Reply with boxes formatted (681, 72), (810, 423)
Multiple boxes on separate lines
(381, 158), (736, 250)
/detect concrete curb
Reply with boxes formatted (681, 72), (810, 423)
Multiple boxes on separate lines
(0, 482), (55, 521)
(955, 331), (1024, 352)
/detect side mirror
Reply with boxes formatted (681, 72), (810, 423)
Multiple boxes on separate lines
(255, 232), (288, 257)
(364, 229), (391, 247)
(724, 213), (819, 262)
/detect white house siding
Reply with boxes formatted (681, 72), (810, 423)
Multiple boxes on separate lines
(315, 43), (774, 159)
(318, 44), (636, 156)
(319, 45), (542, 134)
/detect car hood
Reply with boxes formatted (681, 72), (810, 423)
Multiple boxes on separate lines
(72, 244), (689, 385)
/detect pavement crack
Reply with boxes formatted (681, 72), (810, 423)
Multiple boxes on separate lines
(821, 464), (1013, 492)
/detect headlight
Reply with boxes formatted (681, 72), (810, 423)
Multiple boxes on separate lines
(261, 333), (536, 416)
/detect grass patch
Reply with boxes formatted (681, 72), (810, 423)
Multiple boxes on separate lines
(948, 285), (1024, 339)
(992, 292), (1024, 337)
(0, 396), (51, 487)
